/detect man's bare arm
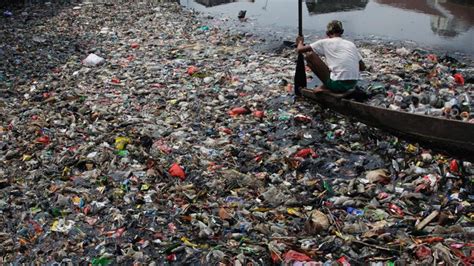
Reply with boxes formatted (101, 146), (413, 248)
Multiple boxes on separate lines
(297, 44), (313, 54)
(295, 35), (313, 54)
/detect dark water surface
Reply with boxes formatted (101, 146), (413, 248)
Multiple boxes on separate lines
(180, 0), (474, 55)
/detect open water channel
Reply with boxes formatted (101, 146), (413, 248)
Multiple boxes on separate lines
(180, 0), (474, 55)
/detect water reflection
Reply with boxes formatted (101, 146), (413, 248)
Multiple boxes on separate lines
(375, 0), (474, 37)
(305, 0), (368, 15)
(179, 0), (474, 54)
(194, 0), (253, 8)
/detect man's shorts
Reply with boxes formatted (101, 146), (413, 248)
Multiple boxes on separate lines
(325, 79), (357, 93)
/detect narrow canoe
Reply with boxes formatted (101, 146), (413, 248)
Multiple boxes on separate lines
(301, 88), (474, 162)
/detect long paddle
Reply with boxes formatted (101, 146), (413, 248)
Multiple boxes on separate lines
(294, 0), (306, 96)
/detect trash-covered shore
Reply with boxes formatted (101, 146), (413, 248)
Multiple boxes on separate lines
(0, 1), (473, 265)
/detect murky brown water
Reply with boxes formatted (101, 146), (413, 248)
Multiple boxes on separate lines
(180, 0), (474, 55)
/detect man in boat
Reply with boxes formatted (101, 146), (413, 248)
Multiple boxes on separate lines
(296, 20), (366, 93)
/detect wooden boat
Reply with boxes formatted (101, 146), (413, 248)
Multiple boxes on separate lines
(301, 88), (474, 162)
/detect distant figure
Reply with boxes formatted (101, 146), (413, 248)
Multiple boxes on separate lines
(296, 20), (366, 93)
(238, 10), (246, 19)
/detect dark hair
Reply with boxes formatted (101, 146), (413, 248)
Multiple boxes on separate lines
(326, 20), (344, 36)
(327, 28), (344, 35)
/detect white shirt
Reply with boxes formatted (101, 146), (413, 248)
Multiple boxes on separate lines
(310, 37), (362, 81)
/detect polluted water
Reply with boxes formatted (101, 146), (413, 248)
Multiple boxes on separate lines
(0, 0), (473, 265)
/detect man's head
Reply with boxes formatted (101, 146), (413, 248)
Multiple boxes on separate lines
(326, 20), (344, 37)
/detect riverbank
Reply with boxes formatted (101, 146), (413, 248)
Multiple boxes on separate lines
(0, 1), (473, 265)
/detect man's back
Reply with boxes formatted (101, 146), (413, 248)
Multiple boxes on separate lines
(310, 37), (361, 81)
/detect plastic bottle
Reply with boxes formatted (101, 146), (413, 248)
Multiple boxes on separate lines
(427, 107), (444, 116)
(444, 98), (458, 109)
(91, 257), (112, 266)
(460, 93), (471, 120)
(347, 207), (364, 216)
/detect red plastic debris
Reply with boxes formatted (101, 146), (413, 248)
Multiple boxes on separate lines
(131, 42), (140, 49)
(450, 159), (459, 173)
(83, 205), (91, 215)
(67, 146), (78, 152)
(421, 236), (444, 244)
(453, 73), (465, 85)
(450, 243), (464, 249)
(29, 219), (43, 234)
(111, 77), (121, 84)
(36, 135), (50, 145)
(105, 227), (126, 238)
(169, 163), (185, 180)
(228, 107), (250, 116)
(388, 203), (404, 216)
(166, 254), (177, 262)
(283, 250), (312, 262)
(253, 110), (264, 119)
(150, 83), (163, 89)
(294, 148), (318, 159)
(323, 201), (333, 207)
(43, 92), (52, 99)
(270, 250), (281, 263)
(207, 162), (222, 172)
(335, 129), (344, 137)
(219, 127), (233, 134)
(114, 227), (126, 237)
(415, 245), (432, 260)
(187, 66), (199, 75)
(377, 192), (389, 200)
(287, 84), (293, 93)
(337, 256), (351, 266)
(167, 222), (177, 233)
(427, 54), (437, 62)
(153, 140), (172, 154)
(415, 183), (428, 193)
(254, 154), (263, 162)
(294, 114), (312, 123)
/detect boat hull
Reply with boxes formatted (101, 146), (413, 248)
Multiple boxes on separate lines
(302, 88), (474, 162)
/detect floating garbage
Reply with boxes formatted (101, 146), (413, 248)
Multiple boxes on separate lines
(83, 53), (106, 67)
(0, 1), (472, 265)
(361, 47), (474, 122)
